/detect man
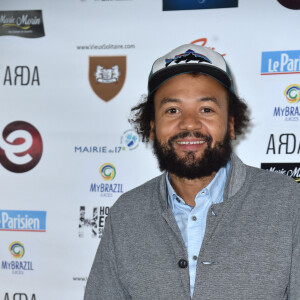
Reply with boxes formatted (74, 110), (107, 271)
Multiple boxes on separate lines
(84, 44), (300, 299)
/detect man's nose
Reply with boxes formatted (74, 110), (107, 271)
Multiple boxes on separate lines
(178, 111), (202, 131)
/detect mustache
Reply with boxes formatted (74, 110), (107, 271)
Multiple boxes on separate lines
(168, 131), (212, 144)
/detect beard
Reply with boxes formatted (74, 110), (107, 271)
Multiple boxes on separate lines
(152, 128), (232, 180)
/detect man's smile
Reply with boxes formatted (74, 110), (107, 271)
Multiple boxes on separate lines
(176, 140), (206, 145)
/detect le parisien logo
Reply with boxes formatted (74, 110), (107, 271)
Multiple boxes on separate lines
(0, 121), (43, 173)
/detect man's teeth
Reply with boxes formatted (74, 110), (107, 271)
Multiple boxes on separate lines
(177, 141), (205, 145)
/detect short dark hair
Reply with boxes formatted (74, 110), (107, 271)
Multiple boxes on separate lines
(129, 76), (249, 142)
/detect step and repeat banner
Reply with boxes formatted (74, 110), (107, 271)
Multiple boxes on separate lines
(0, 0), (299, 299)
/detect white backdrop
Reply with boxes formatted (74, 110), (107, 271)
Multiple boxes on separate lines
(0, 0), (299, 299)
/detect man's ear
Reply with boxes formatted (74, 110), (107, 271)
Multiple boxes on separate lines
(149, 120), (155, 141)
(229, 116), (235, 140)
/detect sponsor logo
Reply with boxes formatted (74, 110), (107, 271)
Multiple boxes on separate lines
(190, 38), (226, 56)
(165, 49), (211, 67)
(266, 133), (300, 154)
(81, 0), (132, 2)
(74, 129), (139, 154)
(2, 66), (40, 86)
(0, 10), (45, 38)
(79, 206), (110, 238)
(0, 121), (43, 173)
(100, 163), (116, 181)
(163, 0), (238, 11)
(0, 210), (47, 232)
(2, 242), (34, 275)
(3, 293), (36, 300)
(285, 84), (300, 103)
(120, 129), (139, 150)
(261, 50), (300, 75)
(9, 241), (25, 258)
(77, 43), (135, 51)
(278, 0), (300, 9)
(261, 162), (300, 183)
(89, 56), (126, 102)
(90, 164), (123, 197)
(272, 84), (300, 121)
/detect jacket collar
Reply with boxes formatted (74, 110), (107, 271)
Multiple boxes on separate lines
(158, 152), (247, 211)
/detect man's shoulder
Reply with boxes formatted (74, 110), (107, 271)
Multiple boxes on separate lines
(230, 154), (300, 203)
(232, 153), (298, 188)
(243, 162), (300, 207)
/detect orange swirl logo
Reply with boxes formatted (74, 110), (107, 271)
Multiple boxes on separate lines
(99, 163), (116, 181)
(285, 84), (300, 103)
(9, 241), (25, 258)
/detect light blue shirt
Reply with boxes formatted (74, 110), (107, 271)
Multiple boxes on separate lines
(166, 161), (230, 297)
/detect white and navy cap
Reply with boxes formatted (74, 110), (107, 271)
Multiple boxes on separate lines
(148, 44), (234, 94)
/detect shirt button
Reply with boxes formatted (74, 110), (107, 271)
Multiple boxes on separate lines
(193, 255), (197, 261)
(192, 216), (197, 221)
(178, 259), (188, 269)
(176, 197), (180, 203)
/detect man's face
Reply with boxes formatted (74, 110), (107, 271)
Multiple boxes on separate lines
(150, 73), (235, 179)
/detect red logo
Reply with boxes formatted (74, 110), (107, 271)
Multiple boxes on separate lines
(190, 38), (226, 56)
(278, 0), (300, 9)
(0, 121), (43, 173)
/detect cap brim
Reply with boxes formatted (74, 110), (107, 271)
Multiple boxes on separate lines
(148, 64), (232, 94)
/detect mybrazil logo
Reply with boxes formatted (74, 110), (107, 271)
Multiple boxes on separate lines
(100, 163), (116, 181)
(9, 241), (25, 259)
(163, 0), (238, 11)
(0, 210), (47, 232)
(2, 241), (34, 275)
(90, 163), (124, 198)
(285, 84), (300, 103)
(261, 50), (300, 75)
(273, 84), (300, 121)
(0, 121), (43, 173)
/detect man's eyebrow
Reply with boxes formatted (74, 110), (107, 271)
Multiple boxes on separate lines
(198, 97), (222, 108)
(158, 98), (181, 108)
(158, 97), (222, 108)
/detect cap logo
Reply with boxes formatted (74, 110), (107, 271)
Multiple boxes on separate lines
(165, 49), (212, 67)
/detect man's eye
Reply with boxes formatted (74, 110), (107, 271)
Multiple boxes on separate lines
(167, 108), (178, 114)
(201, 107), (212, 113)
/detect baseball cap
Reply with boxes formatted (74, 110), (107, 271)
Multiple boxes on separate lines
(148, 44), (234, 94)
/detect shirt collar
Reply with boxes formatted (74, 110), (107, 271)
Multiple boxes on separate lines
(166, 160), (231, 209)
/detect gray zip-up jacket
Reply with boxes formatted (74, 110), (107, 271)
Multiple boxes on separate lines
(84, 154), (300, 299)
